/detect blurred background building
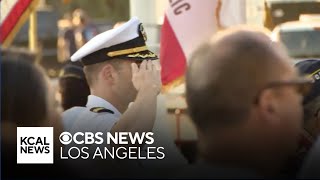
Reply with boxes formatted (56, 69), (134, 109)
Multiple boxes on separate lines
(7, 0), (320, 76)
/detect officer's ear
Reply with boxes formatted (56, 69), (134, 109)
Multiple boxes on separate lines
(100, 64), (116, 83)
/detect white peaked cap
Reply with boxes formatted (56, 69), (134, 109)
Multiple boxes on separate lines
(70, 17), (157, 65)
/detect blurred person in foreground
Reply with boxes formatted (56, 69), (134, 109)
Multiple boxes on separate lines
(1, 56), (66, 179)
(184, 26), (313, 178)
(282, 59), (320, 176)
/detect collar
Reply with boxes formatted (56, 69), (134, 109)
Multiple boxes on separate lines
(86, 95), (121, 118)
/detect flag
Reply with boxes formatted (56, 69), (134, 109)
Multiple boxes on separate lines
(0, 0), (39, 47)
(160, 0), (246, 90)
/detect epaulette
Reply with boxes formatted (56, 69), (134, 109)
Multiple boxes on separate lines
(90, 107), (114, 114)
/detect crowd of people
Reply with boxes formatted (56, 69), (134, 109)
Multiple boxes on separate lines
(2, 16), (320, 179)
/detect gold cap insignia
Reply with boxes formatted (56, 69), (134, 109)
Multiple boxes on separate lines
(139, 24), (147, 41)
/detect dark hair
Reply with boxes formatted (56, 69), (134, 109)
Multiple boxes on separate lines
(1, 55), (71, 179)
(59, 78), (90, 110)
(1, 58), (48, 126)
(59, 63), (90, 110)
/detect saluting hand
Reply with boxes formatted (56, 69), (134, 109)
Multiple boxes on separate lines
(131, 60), (161, 94)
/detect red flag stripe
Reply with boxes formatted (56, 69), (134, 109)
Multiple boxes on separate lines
(0, 0), (33, 43)
(160, 15), (186, 86)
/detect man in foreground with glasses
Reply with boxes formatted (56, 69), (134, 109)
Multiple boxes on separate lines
(185, 27), (313, 178)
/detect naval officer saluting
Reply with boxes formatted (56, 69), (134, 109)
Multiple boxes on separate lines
(62, 17), (161, 143)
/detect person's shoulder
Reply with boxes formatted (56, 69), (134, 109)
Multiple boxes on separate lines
(62, 106), (88, 131)
(63, 106), (115, 118)
(62, 106), (87, 122)
(66, 106), (118, 133)
(86, 107), (119, 124)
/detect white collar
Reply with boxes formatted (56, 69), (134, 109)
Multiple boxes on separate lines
(86, 95), (121, 117)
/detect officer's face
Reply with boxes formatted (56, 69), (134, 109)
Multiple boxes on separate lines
(113, 60), (138, 104)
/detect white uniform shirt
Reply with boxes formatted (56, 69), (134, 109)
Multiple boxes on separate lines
(63, 95), (121, 135)
(62, 94), (187, 166)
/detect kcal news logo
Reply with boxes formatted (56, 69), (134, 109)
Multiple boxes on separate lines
(17, 127), (54, 164)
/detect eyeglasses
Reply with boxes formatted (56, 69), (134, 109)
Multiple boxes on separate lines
(254, 77), (314, 104)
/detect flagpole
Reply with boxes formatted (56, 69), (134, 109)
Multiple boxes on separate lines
(29, 7), (37, 52)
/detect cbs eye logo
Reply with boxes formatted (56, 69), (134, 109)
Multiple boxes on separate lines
(59, 132), (72, 145)
(59, 132), (104, 145)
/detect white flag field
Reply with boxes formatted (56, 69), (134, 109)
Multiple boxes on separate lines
(160, 0), (246, 89)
